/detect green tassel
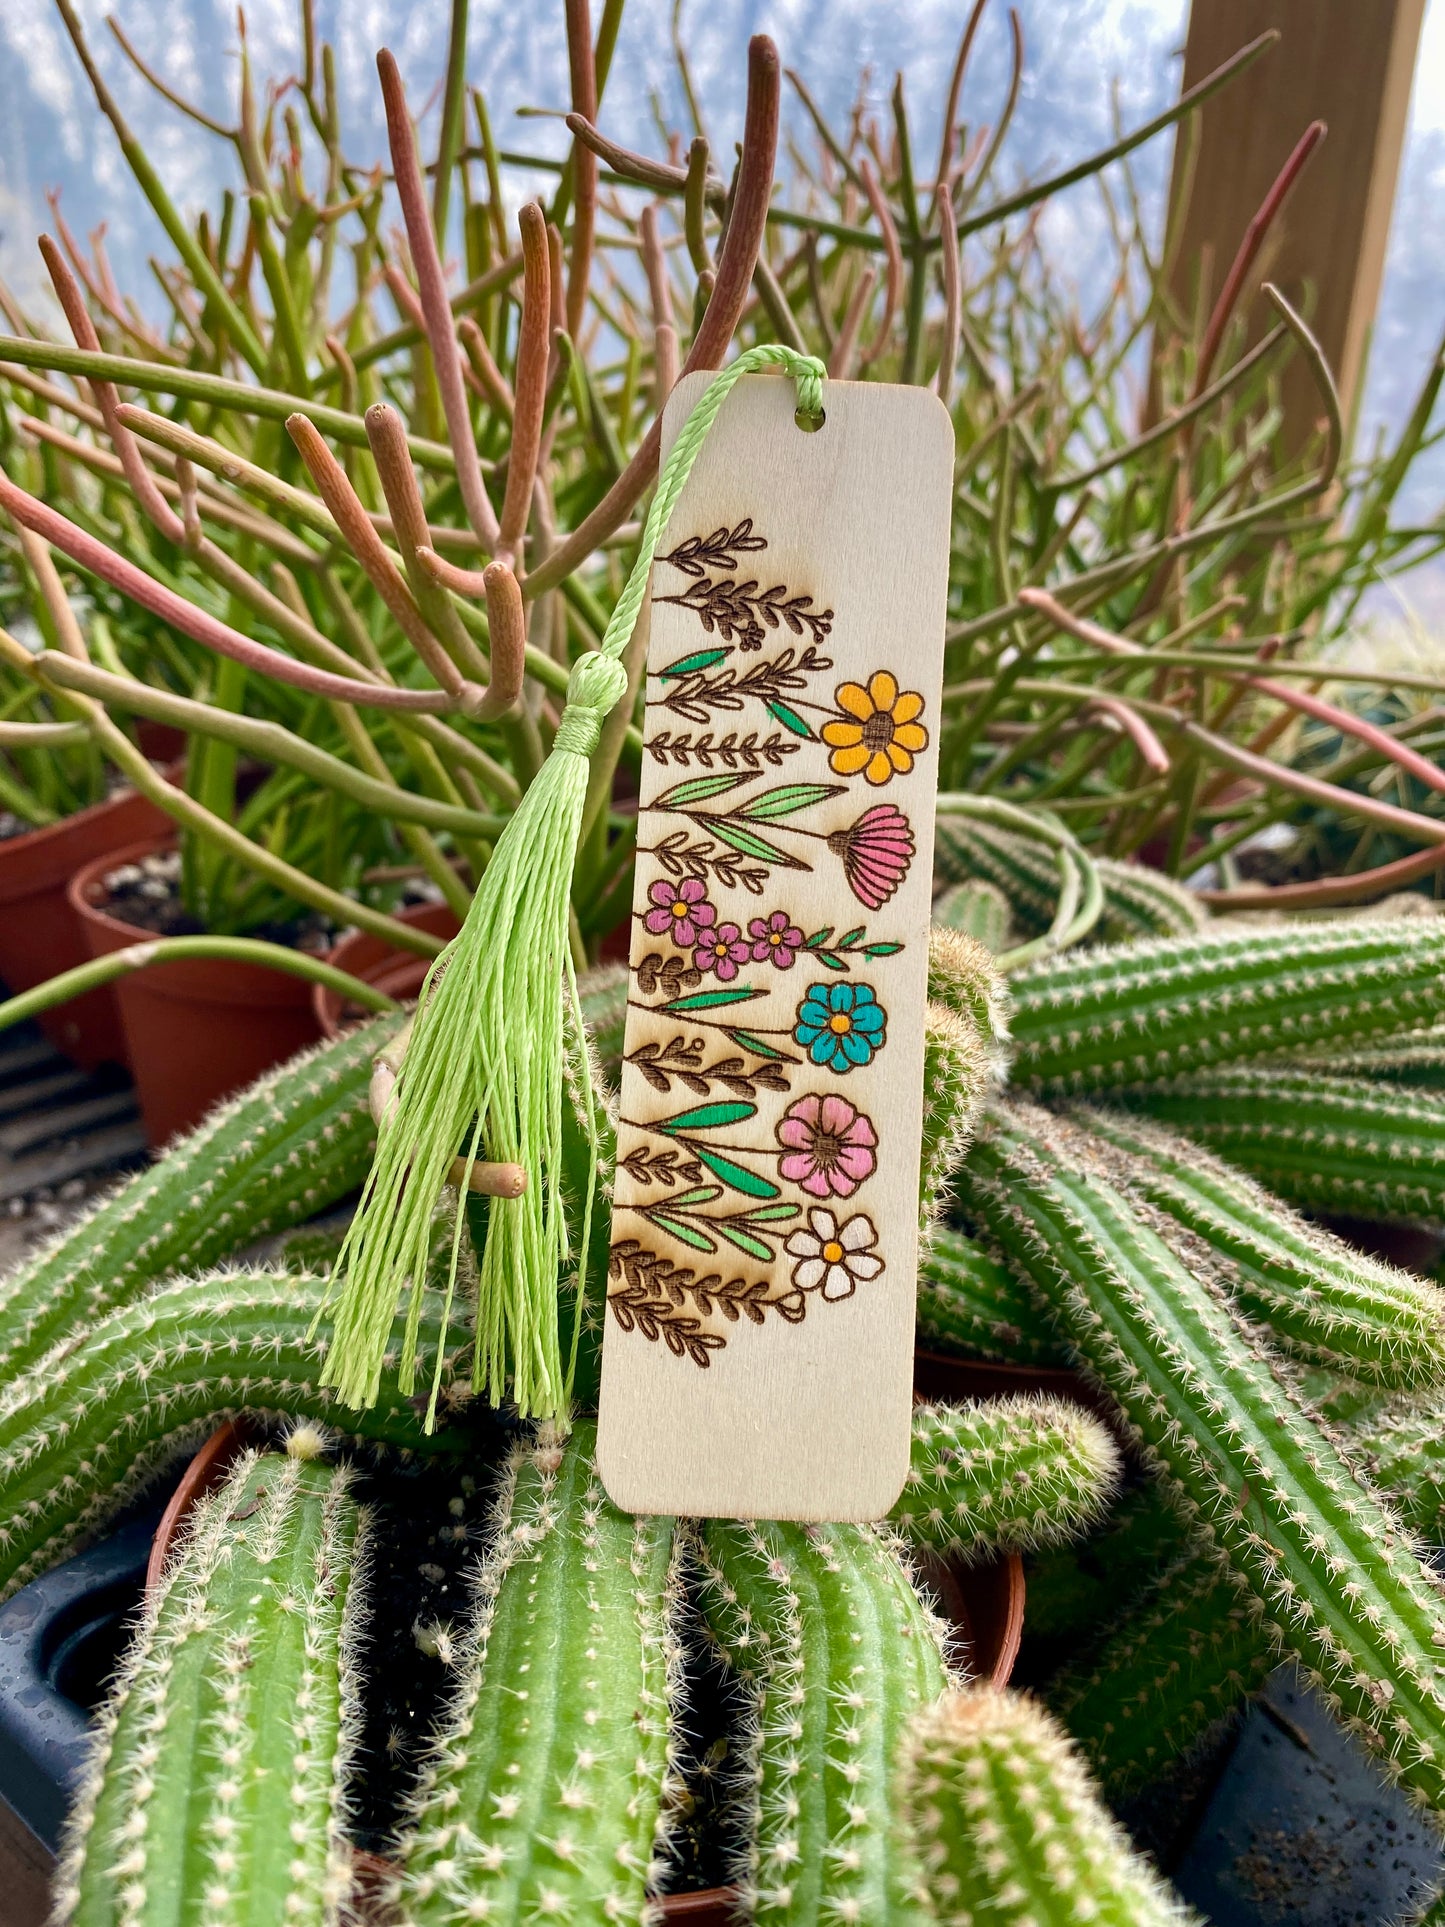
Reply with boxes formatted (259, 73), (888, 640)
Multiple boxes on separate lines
(321, 346), (825, 1424)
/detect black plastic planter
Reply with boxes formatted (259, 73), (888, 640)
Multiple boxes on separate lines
(0, 1510), (157, 1925)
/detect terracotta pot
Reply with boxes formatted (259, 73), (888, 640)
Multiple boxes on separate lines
(144, 1419), (254, 1597)
(314, 902), (460, 1039)
(0, 784), (171, 1070)
(69, 835), (323, 1149)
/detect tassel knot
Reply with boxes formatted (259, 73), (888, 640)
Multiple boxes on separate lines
(554, 655), (630, 756)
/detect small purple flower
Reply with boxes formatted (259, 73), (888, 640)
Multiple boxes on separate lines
(748, 910), (805, 969)
(643, 876), (716, 949)
(695, 921), (751, 981)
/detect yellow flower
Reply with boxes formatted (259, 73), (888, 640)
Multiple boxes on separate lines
(820, 671), (929, 786)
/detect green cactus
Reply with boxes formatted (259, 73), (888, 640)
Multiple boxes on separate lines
(935, 818), (1205, 945)
(1082, 1110), (1445, 1389)
(1023, 1481), (1188, 1644)
(926, 926), (1012, 1078)
(915, 1225), (1066, 1367)
(956, 1100), (1445, 1811)
(1047, 1544), (1276, 1795)
(1007, 922), (1445, 1095)
(0, 1267), (460, 1602)
(1118, 1068), (1445, 1229)
(0, 1015), (399, 1382)
(53, 1439), (367, 1927)
(578, 961), (630, 1084)
(898, 1687), (1199, 1926)
(395, 1420), (681, 1927)
(892, 1397), (1121, 1562)
(920, 1003), (993, 1232)
(695, 1516), (952, 1926)
(1297, 1027), (1445, 1090)
(1360, 1402), (1445, 1539)
(932, 879), (1014, 953)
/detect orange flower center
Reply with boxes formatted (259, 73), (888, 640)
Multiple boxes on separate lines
(769, 931), (783, 945)
(828, 1012), (853, 1034)
(862, 712), (895, 750)
(822, 1241), (844, 1264)
(671, 900), (689, 918)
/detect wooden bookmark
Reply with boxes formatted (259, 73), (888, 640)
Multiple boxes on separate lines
(596, 371), (954, 1521)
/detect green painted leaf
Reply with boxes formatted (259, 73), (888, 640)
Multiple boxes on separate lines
(863, 941), (904, 958)
(662, 987), (760, 1013)
(747, 1202), (801, 1224)
(647, 1212), (716, 1252)
(668, 1186), (723, 1209)
(765, 698), (814, 738)
(709, 1221), (774, 1263)
(804, 928), (833, 948)
(657, 1100), (756, 1135)
(705, 818), (802, 866)
(838, 926), (865, 946)
(737, 783), (845, 822)
(686, 1143), (780, 1200)
(660, 648), (729, 680)
(654, 772), (752, 810)
(817, 952), (848, 971)
(726, 1029), (788, 1060)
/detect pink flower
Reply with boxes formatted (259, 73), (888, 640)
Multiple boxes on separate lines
(695, 920), (751, 982)
(644, 875), (716, 949)
(775, 1092), (878, 1198)
(748, 910), (805, 969)
(827, 804), (915, 910)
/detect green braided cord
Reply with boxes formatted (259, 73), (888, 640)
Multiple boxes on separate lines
(322, 346), (825, 1425)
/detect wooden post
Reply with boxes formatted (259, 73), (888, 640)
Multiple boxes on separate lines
(1166, 0), (1425, 448)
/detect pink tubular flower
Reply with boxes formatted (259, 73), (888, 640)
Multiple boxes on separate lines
(827, 803), (915, 910)
(644, 875), (716, 949)
(695, 920), (752, 982)
(748, 909), (805, 968)
(775, 1092), (879, 1198)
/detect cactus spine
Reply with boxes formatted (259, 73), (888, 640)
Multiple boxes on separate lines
(893, 1398), (1121, 1562)
(1361, 1403), (1445, 1539)
(0, 1268), (457, 1602)
(915, 1226), (1065, 1367)
(1082, 1110), (1445, 1389)
(695, 1517), (952, 1926)
(898, 1688), (1198, 1927)
(54, 1441), (367, 1927)
(0, 1015), (398, 1381)
(956, 1101), (1445, 1811)
(932, 879), (1014, 953)
(1007, 921), (1445, 1094)
(396, 1421), (680, 1927)
(1047, 1545), (1276, 1795)
(1121, 1068), (1445, 1228)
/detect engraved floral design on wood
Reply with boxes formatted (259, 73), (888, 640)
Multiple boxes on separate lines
(611, 513), (920, 1365)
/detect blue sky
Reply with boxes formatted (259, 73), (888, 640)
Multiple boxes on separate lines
(3, 0), (1445, 587)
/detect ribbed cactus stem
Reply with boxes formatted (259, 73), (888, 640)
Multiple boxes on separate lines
(695, 1516), (952, 1926)
(1023, 1480), (1188, 1643)
(957, 1101), (1445, 1811)
(926, 928), (1011, 1074)
(396, 1420), (681, 1926)
(1361, 1402), (1445, 1538)
(0, 1016), (398, 1381)
(53, 1442), (367, 1927)
(915, 1225), (1065, 1367)
(1082, 1109), (1445, 1389)
(935, 819), (1205, 944)
(1008, 922), (1445, 1094)
(892, 1397), (1120, 1562)
(932, 879), (1013, 953)
(1303, 1028), (1445, 1090)
(920, 1003), (992, 1232)
(1121, 1068), (1445, 1229)
(0, 1268), (459, 1601)
(898, 1688), (1198, 1926)
(1048, 1544), (1277, 1795)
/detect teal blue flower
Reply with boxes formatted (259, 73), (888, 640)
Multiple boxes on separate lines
(793, 980), (887, 1073)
